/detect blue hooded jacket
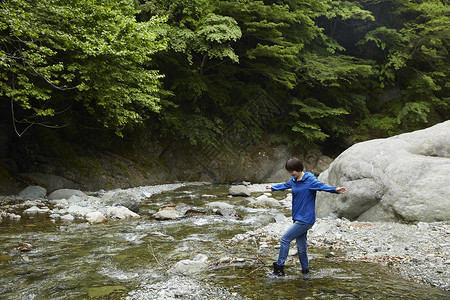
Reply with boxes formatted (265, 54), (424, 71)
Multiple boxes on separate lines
(271, 172), (337, 224)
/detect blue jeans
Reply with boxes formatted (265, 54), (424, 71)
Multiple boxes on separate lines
(276, 221), (313, 270)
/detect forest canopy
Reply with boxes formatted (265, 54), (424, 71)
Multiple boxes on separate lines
(1, 0), (448, 149)
(0, 0), (167, 136)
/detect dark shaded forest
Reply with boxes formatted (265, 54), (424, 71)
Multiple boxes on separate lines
(1, 0), (449, 166)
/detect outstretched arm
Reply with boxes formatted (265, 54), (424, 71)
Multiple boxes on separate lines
(266, 180), (292, 191)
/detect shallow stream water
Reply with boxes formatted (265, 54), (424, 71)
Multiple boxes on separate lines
(0, 184), (448, 299)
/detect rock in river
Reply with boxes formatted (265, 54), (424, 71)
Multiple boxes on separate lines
(228, 185), (251, 197)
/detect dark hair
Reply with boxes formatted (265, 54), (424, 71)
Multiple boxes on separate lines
(285, 157), (304, 172)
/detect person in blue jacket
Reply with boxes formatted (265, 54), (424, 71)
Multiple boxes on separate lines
(266, 157), (347, 278)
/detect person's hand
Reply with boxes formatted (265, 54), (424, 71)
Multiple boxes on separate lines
(265, 185), (271, 190)
(336, 187), (347, 194)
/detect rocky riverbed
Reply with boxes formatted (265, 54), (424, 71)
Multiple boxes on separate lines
(134, 220), (449, 298)
(1, 183), (449, 299)
(126, 217), (449, 299)
(230, 217), (450, 291)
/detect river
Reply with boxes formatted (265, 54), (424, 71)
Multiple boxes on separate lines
(0, 183), (448, 299)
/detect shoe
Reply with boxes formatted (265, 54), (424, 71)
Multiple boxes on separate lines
(302, 269), (311, 280)
(271, 262), (285, 277)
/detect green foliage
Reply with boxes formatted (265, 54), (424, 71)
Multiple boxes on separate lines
(359, 115), (401, 137)
(300, 54), (376, 87)
(2, 0), (448, 152)
(291, 98), (349, 120)
(289, 97), (349, 141)
(397, 102), (431, 127)
(0, 0), (167, 135)
(167, 13), (242, 65)
(357, 26), (405, 51)
(355, 0), (449, 135)
(138, 0), (381, 146)
(159, 110), (223, 145)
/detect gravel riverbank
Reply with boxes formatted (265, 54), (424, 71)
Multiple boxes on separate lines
(126, 276), (248, 300)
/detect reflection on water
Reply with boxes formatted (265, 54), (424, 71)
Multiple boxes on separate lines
(0, 184), (448, 299)
(212, 251), (448, 299)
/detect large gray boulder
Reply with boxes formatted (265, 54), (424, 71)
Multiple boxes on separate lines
(20, 173), (76, 193)
(102, 190), (141, 213)
(19, 186), (47, 199)
(316, 121), (450, 223)
(48, 189), (86, 200)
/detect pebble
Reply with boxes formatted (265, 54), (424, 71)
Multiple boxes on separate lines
(60, 214), (74, 221)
